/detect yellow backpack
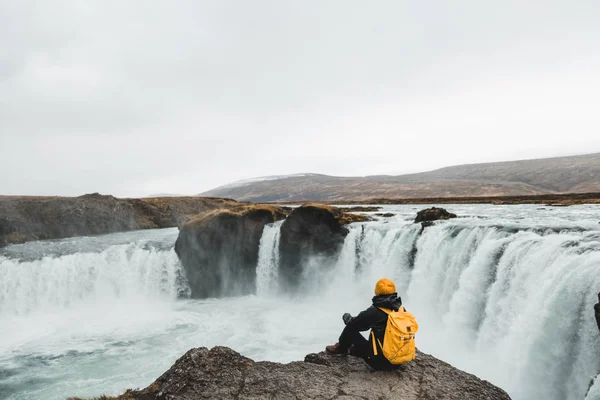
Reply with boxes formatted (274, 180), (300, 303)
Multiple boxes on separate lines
(370, 306), (419, 365)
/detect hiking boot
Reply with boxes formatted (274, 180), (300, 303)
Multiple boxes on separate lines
(348, 344), (360, 357)
(342, 313), (352, 325)
(325, 343), (344, 355)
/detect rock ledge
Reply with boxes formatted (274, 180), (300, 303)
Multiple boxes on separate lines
(414, 207), (457, 223)
(97, 346), (511, 400)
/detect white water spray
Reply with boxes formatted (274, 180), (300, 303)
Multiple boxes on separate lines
(0, 243), (184, 317)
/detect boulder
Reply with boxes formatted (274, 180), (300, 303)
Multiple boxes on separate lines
(278, 203), (367, 288)
(414, 207), (457, 223)
(174, 204), (287, 298)
(102, 346), (511, 400)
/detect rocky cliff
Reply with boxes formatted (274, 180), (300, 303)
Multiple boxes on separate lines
(0, 194), (239, 247)
(174, 203), (368, 298)
(84, 346), (511, 400)
(278, 203), (368, 288)
(174, 204), (288, 298)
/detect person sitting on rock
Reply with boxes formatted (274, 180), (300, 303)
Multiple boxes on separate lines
(325, 278), (403, 370)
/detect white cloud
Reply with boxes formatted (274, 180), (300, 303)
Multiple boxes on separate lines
(1, 0), (599, 196)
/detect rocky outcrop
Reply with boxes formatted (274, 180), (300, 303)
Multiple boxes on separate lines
(0, 194), (139, 246)
(414, 207), (457, 223)
(0, 194), (239, 247)
(174, 204), (287, 298)
(278, 203), (368, 288)
(102, 346), (511, 400)
(129, 196), (240, 228)
(174, 203), (367, 297)
(376, 212), (395, 218)
(414, 207), (457, 234)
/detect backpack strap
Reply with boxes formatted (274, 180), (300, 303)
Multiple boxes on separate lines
(378, 306), (405, 314)
(371, 332), (378, 355)
(370, 331), (385, 356)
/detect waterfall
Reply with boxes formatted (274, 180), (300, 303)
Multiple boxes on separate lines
(0, 243), (185, 317)
(330, 222), (421, 296)
(2, 207), (600, 400)
(256, 221), (283, 296)
(325, 221), (600, 400)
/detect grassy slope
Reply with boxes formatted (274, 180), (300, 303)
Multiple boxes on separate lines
(200, 153), (600, 201)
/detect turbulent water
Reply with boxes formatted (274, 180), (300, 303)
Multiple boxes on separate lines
(1, 204), (600, 400)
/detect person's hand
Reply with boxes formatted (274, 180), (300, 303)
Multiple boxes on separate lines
(342, 313), (352, 325)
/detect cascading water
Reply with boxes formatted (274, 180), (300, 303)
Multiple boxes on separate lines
(0, 228), (190, 400)
(1, 205), (599, 400)
(256, 221), (283, 296)
(323, 213), (600, 400)
(0, 244), (184, 317)
(409, 225), (600, 400)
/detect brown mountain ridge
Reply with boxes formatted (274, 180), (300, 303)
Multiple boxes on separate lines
(200, 153), (600, 202)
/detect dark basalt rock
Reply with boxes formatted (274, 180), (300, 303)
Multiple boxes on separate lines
(107, 346), (512, 400)
(278, 203), (366, 288)
(414, 207), (457, 223)
(174, 205), (287, 298)
(419, 220), (435, 233)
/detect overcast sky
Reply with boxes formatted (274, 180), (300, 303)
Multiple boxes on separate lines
(1, 1), (599, 197)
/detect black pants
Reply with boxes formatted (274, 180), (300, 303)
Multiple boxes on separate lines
(338, 325), (394, 370)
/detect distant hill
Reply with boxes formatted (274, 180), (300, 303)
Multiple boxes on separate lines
(200, 153), (600, 202)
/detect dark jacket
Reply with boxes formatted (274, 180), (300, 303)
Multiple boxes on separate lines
(346, 293), (404, 346)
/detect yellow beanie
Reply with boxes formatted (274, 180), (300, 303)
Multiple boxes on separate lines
(374, 278), (396, 296)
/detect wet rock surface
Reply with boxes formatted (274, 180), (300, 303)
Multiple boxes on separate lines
(375, 212), (395, 218)
(113, 346), (511, 400)
(278, 203), (367, 288)
(414, 207), (457, 223)
(174, 204), (287, 298)
(174, 202), (368, 297)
